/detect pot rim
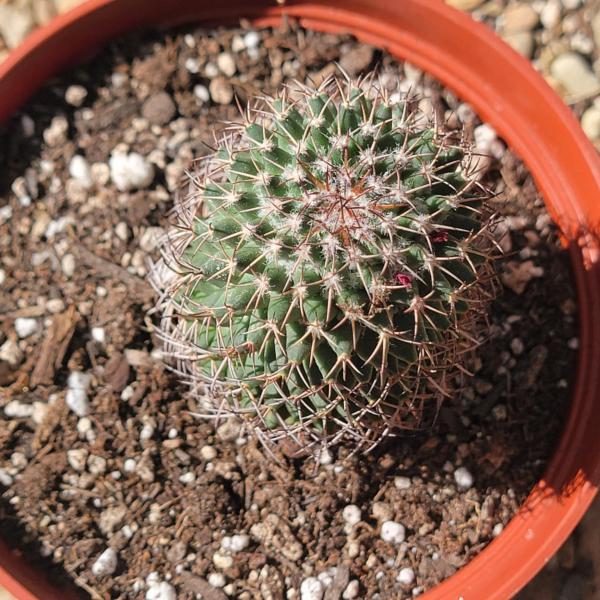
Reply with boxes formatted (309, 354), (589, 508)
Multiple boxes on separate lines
(1, 1), (599, 599)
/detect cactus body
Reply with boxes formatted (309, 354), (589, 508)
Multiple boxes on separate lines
(153, 78), (495, 452)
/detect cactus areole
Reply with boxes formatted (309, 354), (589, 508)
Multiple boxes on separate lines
(154, 77), (496, 452)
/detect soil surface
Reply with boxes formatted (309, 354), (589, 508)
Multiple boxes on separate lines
(0, 21), (577, 600)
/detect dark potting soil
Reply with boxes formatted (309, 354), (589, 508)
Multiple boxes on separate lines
(0, 20), (577, 600)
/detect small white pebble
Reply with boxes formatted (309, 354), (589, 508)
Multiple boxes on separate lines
(454, 467), (474, 490)
(61, 253), (76, 278)
(88, 455), (107, 475)
(65, 85), (88, 107)
(91, 547), (117, 577)
(77, 417), (92, 434)
(217, 52), (236, 77)
(492, 523), (504, 536)
(342, 505), (362, 526)
(11, 451), (27, 469)
(46, 298), (65, 313)
(146, 572), (160, 586)
(243, 31), (260, 49)
(91, 327), (106, 344)
(380, 521), (406, 544)
(168, 428), (178, 439)
(109, 152), (154, 192)
(121, 524), (134, 538)
(4, 400), (35, 419)
(179, 471), (196, 484)
(145, 581), (176, 600)
(14, 317), (38, 338)
(342, 580), (360, 599)
(0, 339), (22, 365)
(200, 445), (217, 460)
(115, 221), (129, 241)
(207, 572), (226, 588)
(193, 84), (210, 104)
(68, 371), (92, 391)
(230, 534), (250, 552)
(91, 162), (110, 186)
(204, 62), (219, 78)
(394, 476), (411, 490)
(0, 205), (12, 225)
(69, 155), (93, 189)
(43, 116), (68, 146)
(185, 57), (200, 73)
(67, 448), (89, 471)
(318, 569), (336, 588)
(213, 551), (234, 570)
(140, 422), (155, 441)
(121, 386), (134, 401)
(0, 269), (5, 286)
(397, 567), (415, 585)
(231, 35), (245, 52)
(66, 388), (90, 417)
(0, 468), (13, 486)
(123, 458), (137, 472)
(32, 402), (48, 425)
(300, 577), (324, 600)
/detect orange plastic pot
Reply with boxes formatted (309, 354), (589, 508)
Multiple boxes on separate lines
(1, 1), (599, 598)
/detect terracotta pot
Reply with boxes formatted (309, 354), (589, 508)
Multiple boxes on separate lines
(1, 1), (599, 598)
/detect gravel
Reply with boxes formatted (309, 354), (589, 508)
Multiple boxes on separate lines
(145, 581), (177, 600)
(221, 533), (250, 553)
(397, 567), (416, 585)
(342, 580), (360, 599)
(243, 30), (260, 50)
(68, 154), (93, 188)
(342, 505), (362, 526)
(209, 76), (234, 105)
(300, 577), (324, 600)
(0, 339), (23, 365)
(109, 152), (154, 191)
(550, 52), (600, 100)
(14, 317), (38, 338)
(217, 52), (236, 77)
(380, 521), (406, 544)
(91, 548), (118, 577)
(142, 92), (177, 126)
(454, 467), (475, 491)
(65, 84), (88, 107)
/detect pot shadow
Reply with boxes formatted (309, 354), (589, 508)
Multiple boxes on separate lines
(0, 497), (88, 599)
(515, 230), (600, 507)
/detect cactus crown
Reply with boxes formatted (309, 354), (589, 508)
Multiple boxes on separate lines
(153, 76), (495, 453)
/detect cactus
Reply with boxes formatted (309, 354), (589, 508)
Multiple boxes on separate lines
(152, 76), (496, 453)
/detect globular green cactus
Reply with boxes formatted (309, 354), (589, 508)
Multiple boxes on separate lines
(152, 76), (496, 453)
